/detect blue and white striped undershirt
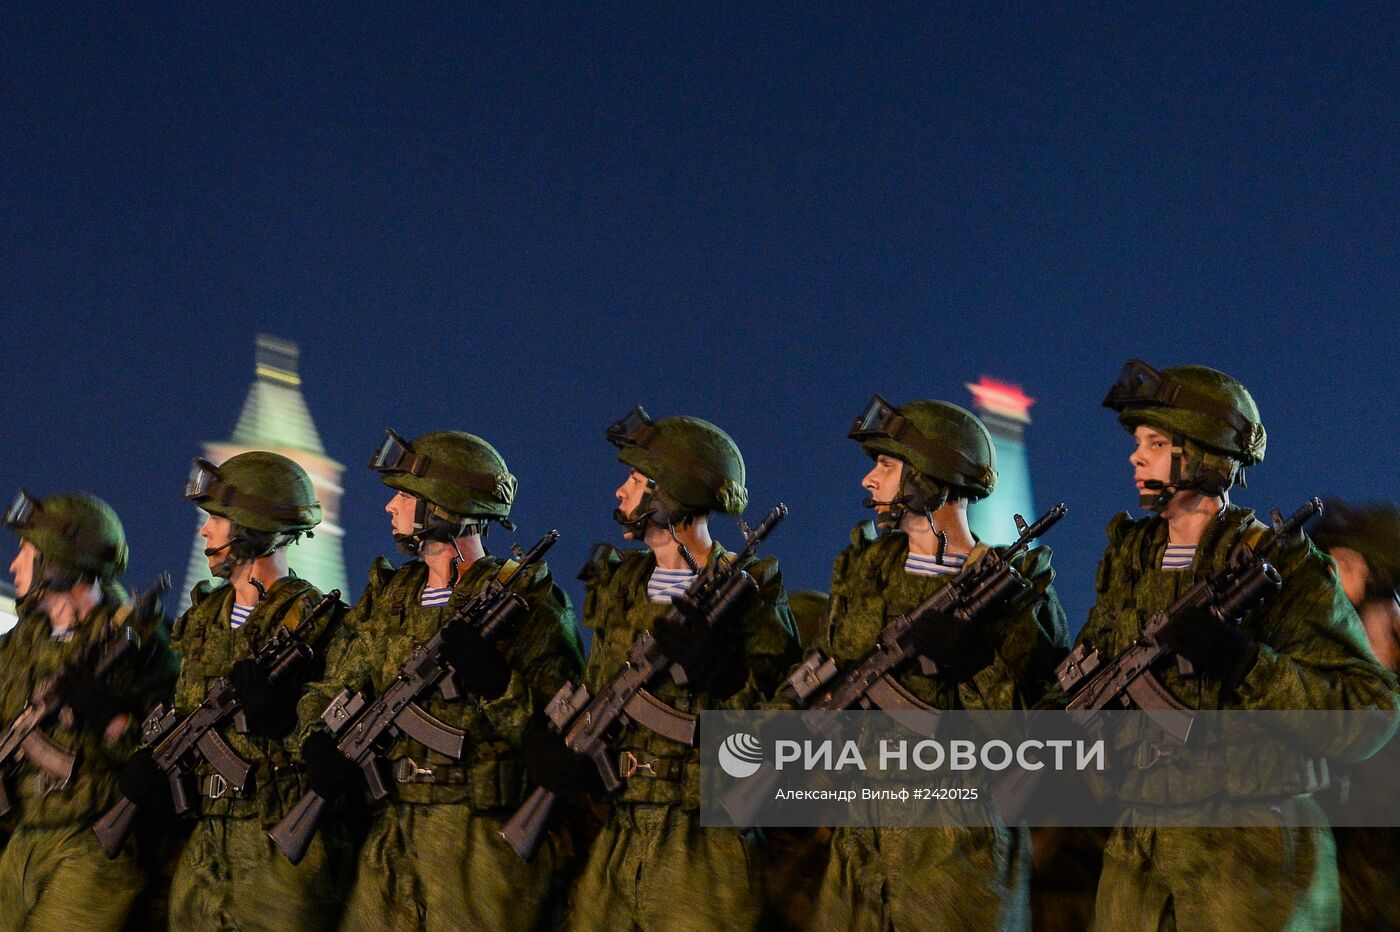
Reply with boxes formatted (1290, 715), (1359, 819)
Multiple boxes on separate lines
(903, 552), (968, 577)
(1161, 544), (1197, 571)
(421, 585), (452, 608)
(229, 603), (255, 629)
(648, 567), (697, 604)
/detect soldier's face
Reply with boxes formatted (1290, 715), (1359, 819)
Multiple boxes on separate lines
(616, 470), (650, 523)
(385, 491), (419, 537)
(862, 455), (904, 510)
(1327, 546), (1369, 608)
(199, 513), (235, 570)
(9, 540), (37, 598)
(1130, 426), (1172, 495)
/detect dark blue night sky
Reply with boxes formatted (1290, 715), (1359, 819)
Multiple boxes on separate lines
(2, 5), (1395, 630)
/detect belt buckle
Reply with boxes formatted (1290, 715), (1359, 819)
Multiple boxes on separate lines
(620, 751), (657, 779)
(394, 757), (435, 783)
(1135, 742), (1174, 770)
(207, 773), (228, 799)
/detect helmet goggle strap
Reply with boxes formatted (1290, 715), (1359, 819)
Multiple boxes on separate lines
(1103, 359), (1258, 449)
(184, 459), (308, 526)
(369, 429), (512, 503)
(5, 489), (78, 539)
(605, 406), (732, 495)
(848, 395), (988, 488)
(5, 489), (121, 578)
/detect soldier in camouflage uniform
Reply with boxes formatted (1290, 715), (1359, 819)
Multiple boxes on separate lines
(1082, 360), (1400, 931)
(297, 429), (582, 932)
(1310, 499), (1400, 931)
(119, 452), (350, 930)
(0, 490), (177, 929)
(523, 406), (799, 932)
(810, 396), (1068, 932)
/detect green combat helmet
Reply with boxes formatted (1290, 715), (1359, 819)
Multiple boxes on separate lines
(605, 406), (748, 535)
(848, 394), (998, 531)
(1102, 360), (1267, 509)
(369, 428), (517, 557)
(4, 490), (128, 597)
(184, 451), (322, 576)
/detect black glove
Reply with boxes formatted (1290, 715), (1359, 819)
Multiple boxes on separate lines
(521, 713), (602, 805)
(1158, 610), (1259, 688)
(228, 659), (297, 738)
(439, 622), (512, 700)
(120, 747), (174, 814)
(650, 616), (747, 699)
(909, 608), (996, 681)
(301, 730), (365, 800)
(56, 668), (123, 735)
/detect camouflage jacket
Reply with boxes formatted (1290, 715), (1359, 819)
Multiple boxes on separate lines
(0, 583), (176, 828)
(299, 554), (582, 810)
(1076, 504), (1400, 804)
(171, 574), (338, 822)
(581, 541), (800, 808)
(823, 521), (1070, 711)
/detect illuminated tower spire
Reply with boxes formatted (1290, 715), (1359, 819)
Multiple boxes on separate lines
(178, 335), (349, 611)
(965, 377), (1037, 545)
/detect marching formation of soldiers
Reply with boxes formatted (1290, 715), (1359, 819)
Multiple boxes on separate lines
(2, 358), (1396, 931)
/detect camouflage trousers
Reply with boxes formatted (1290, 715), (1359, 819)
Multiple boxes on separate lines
(563, 803), (763, 932)
(169, 815), (352, 931)
(809, 824), (1031, 932)
(0, 822), (144, 930)
(338, 801), (560, 932)
(1093, 798), (1339, 932)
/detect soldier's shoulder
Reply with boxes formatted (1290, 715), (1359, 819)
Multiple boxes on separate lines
(188, 578), (222, 608)
(366, 556), (399, 595)
(1105, 511), (1153, 545)
(578, 542), (637, 590)
(994, 541), (1055, 585)
(739, 552), (783, 594)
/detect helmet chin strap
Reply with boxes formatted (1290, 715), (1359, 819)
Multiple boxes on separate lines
(1141, 433), (1233, 512)
(614, 480), (685, 541)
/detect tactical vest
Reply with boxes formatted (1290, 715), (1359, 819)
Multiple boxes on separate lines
(581, 542), (794, 809)
(0, 585), (175, 828)
(1084, 506), (1333, 804)
(826, 523), (1062, 713)
(342, 557), (568, 810)
(171, 575), (324, 822)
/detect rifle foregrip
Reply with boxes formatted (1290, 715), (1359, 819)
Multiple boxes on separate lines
(268, 791), (327, 866)
(501, 786), (556, 860)
(93, 798), (138, 859)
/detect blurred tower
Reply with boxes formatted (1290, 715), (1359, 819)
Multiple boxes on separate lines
(178, 335), (348, 612)
(965, 377), (1037, 545)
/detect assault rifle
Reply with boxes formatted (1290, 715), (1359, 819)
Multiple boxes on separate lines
(1056, 498), (1323, 738)
(500, 505), (788, 860)
(93, 587), (343, 858)
(0, 572), (169, 815)
(269, 531), (559, 865)
(992, 498), (1323, 822)
(722, 505), (1067, 825)
(789, 503), (1067, 724)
